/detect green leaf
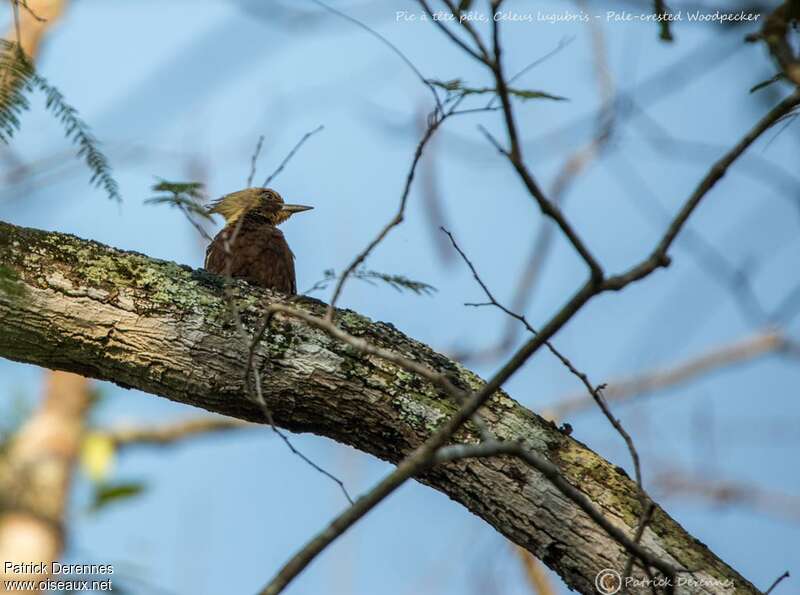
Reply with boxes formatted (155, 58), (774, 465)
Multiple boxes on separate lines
(89, 481), (146, 513)
(507, 88), (568, 102)
(151, 180), (205, 197)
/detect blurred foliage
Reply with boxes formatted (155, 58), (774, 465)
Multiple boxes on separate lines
(81, 431), (116, 482)
(0, 40), (120, 201)
(306, 268), (437, 296)
(145, 179), (212, 220)
(89, 480), (147, 513)
(428, 78), (567, 102)
(0, 388), (32, 455)
(82, 430), (147, 513)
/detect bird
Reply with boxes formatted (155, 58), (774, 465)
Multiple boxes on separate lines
(204, 187), (313, 295)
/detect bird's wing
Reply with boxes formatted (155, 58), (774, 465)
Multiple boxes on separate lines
(204, 224), (298, 294)
(258, 227), (297, 294)
(204, 232), (225, 273)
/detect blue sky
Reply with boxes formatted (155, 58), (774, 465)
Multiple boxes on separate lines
(1, 1), (797, 594)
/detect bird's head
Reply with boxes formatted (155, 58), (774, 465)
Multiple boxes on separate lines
(207, 187), (313, 226)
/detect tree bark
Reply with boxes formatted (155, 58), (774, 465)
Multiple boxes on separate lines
(0, 219), (758, 594)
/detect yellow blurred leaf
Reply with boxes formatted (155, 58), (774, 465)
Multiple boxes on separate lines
(80, 432), (115, 482)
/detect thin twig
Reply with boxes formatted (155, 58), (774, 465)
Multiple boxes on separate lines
(435, 441), (680, 580)
(653, 0), (674, 41)
(602, 89), (800, 291)
(310, 0), (443, 111)
(507, 36), (574, 87)
(15, 0), (46, 22)
(443, 225), (659, 587)
(10, 0), (21, 46)
(440, 0), (491, 60)
(765, 571), (790, 595)
(442, 226), (646, 507)
(417, 0), (487, 64)
(247, 134), (264, 187)
(256, 302), (492, 439)
(462, 19), (612, 364)
(608, 150), (770, 326)
(265, 305), (465, 397)
(326, 102), (455, 317)
(177, 203), (213, 243)
(262, 125), (324, 188)
(622, 501), (656, 582)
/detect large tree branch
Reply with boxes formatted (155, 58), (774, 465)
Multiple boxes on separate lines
(0, 220), (758, 594)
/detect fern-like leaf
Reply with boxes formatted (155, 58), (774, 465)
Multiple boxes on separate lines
(0, 40), (120, 201)
(0, 41), (34, 144)
(146, 179), (211, 220)
(304, 267), (437, 296)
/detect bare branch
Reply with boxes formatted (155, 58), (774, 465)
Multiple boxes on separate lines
(0, 219), (763, 595)
(440, 0), (491, 60)
(653, 469), (800, 523)
(549, 330), (787, 418)
(747, 1), (800, 86)
(107, 417), (253, 449)
(623, 501), (657, 583)
(326, 104), (451, 317)
(653, 0), (674, 41)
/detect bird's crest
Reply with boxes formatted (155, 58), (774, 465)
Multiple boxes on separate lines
(207, 188), (283, 225)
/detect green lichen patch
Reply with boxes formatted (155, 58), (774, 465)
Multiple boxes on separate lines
(337, 308), (373, 336)
(0, 264), (25, 299)
(0, 221), (233, 317)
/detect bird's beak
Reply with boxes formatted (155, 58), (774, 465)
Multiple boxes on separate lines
(281, 204), (314, 214)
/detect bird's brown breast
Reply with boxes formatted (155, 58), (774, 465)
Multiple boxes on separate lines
(205, 220), (297, 295)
